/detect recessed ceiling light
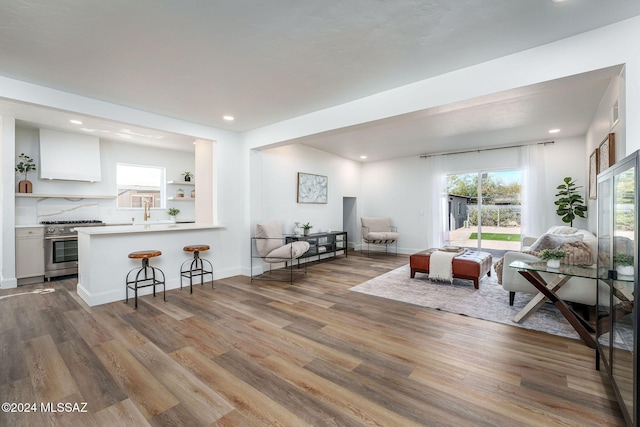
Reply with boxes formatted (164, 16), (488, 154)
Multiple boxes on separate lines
(223, 115), (234, 121)
(549, 129), (560, 134)
(69, 119), (83, 125)
(551, 0), (568, 3)
(360, 155), (367, 160)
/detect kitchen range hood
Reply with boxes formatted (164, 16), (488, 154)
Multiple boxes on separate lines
(39, 129), (102, 182)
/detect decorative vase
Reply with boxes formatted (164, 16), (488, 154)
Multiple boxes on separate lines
(18, 179), (33, 193)
(184, 176), (191, 182)
(546, 259), (560, 269)
(293, 222), (303, 236)
(190, 189), (195, 198)
(176, 188), (184, 198)
(617, 265), (634, 276)
(303, 228), (310, 236)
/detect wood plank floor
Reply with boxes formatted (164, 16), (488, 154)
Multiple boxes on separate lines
(0, 252), (625, 426)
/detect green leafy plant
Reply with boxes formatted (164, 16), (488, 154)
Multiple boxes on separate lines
(181, 171), (193, 181)
(15, 153), (37, 179)
(613, 253), (634, 266)
(167, 207), (180, 217)
(539, 248), (566, 261)
(302, 222), (312, 230)
(554, 177), (587, 226)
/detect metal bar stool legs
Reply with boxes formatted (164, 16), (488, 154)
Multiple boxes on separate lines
(180, 245), (214, 293)
(126, 250), (166, 309)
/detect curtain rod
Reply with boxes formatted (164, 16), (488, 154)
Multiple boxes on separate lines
(419, 141), (554, 159)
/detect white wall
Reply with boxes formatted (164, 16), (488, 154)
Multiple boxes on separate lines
(250, 144), (360, 237)
(585, 72), (625, 231)
(360, 138), (587, 253)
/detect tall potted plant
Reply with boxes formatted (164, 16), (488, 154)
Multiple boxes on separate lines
(554, 177), (587, 226)
(15, 153), (37, 193)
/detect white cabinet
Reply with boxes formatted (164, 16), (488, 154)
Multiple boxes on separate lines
(16, 227), (45, 282)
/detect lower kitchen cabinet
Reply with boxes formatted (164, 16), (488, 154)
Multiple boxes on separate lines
(16, 227), (45, 284)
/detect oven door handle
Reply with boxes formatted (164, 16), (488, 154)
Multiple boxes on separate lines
(44, 235), (76, 241)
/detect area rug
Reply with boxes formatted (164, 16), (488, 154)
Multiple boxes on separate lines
(349, 264), (580, 340)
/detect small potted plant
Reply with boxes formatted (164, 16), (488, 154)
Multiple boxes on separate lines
(302, 222), (312, 236)
(15, 153), (37, 193)
(539, 248), (566, 269)
(613, 253), (634, 276)
(167, 207), (180, 222)
(181, 171), (193, 182)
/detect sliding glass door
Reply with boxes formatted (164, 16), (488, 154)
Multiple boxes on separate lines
(447, 170), (522, 251)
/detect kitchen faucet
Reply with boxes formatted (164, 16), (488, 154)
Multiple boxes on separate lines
(143, 201), (151, 221)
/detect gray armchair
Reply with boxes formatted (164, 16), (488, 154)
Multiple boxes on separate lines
(361, 217), (399, 257)
(251, 220), (310, 283)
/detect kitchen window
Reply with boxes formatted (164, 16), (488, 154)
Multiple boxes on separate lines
(117, 163), (166, 209)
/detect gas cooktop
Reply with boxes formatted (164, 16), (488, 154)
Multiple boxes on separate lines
(40, 220), (103, 225)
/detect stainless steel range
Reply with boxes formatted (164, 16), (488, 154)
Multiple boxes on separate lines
(42, 220), (104, 279)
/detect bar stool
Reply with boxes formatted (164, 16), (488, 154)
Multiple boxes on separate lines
(180, 245), (214, 293)
(126, 250), (166, 309)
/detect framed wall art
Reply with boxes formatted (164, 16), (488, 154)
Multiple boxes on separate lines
(589, 148), (599, 200)
(297, 172), (328, 204)
(598, 133), (615, 173)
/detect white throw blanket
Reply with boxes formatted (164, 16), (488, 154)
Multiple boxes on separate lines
(429, 249), (460, 282)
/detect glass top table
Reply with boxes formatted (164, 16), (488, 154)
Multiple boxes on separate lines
(508, 260), (598, 348)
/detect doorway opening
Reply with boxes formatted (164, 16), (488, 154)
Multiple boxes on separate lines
(343, 197), (358, 250)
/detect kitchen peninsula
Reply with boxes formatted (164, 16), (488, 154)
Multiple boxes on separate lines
(76, 223), (221, 306)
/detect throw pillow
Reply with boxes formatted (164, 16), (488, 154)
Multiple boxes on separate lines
(529, 233), (583, 252)
(560, 241), (593, 265)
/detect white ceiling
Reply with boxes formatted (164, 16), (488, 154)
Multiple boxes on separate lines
(1, 1), (639, 160)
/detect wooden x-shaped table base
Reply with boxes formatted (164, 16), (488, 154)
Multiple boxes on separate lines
(513, 269), (596, 348)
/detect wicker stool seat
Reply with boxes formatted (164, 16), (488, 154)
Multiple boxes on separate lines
(125, 250), (166, 309)
(180, 245), (214, 293)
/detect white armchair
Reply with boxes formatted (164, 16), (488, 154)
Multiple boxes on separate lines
(251, 220), (310, 283)
(361, 217), (399, 256)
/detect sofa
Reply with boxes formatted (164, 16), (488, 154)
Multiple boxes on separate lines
(500, 226), (600, 306)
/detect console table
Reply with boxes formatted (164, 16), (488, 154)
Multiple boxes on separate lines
(287, 231), (347, 263)
(508, 260), (598, 349)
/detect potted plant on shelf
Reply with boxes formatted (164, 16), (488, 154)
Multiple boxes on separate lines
(181, 171), (193, 182)
(167, 207), (180, 222)
(539, 248), (566, 269)
(302, 222), (312, 236)
(613, 253), (634, 276)
(554, 177), (587, 226)
(15, 153), (37, 193)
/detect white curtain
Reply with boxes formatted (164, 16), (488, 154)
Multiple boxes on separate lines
(424, 156), (448, 248)
(520, 143), (547, 238)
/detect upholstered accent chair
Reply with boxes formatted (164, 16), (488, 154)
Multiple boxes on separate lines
(251, 220), (310, 283)
(361, 217), (399, 257)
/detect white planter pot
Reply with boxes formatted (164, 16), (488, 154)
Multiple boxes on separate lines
(616, 265), (634, 276)
(546, 259), (560, 269)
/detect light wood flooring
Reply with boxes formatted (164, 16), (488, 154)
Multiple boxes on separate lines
(0, 252), (625, 426)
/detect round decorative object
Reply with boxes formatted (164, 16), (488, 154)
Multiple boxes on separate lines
(293, 222), (303, 236)
(176, 188), (185, 198)
(546, 259), (560, 269)
(18, 179), (33, 193)
(616, 265), (634, 276)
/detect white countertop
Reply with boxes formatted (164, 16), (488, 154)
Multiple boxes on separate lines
(76, 223), (222, 235)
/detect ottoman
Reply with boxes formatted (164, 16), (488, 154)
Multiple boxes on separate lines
(409, 248), (492, 289)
